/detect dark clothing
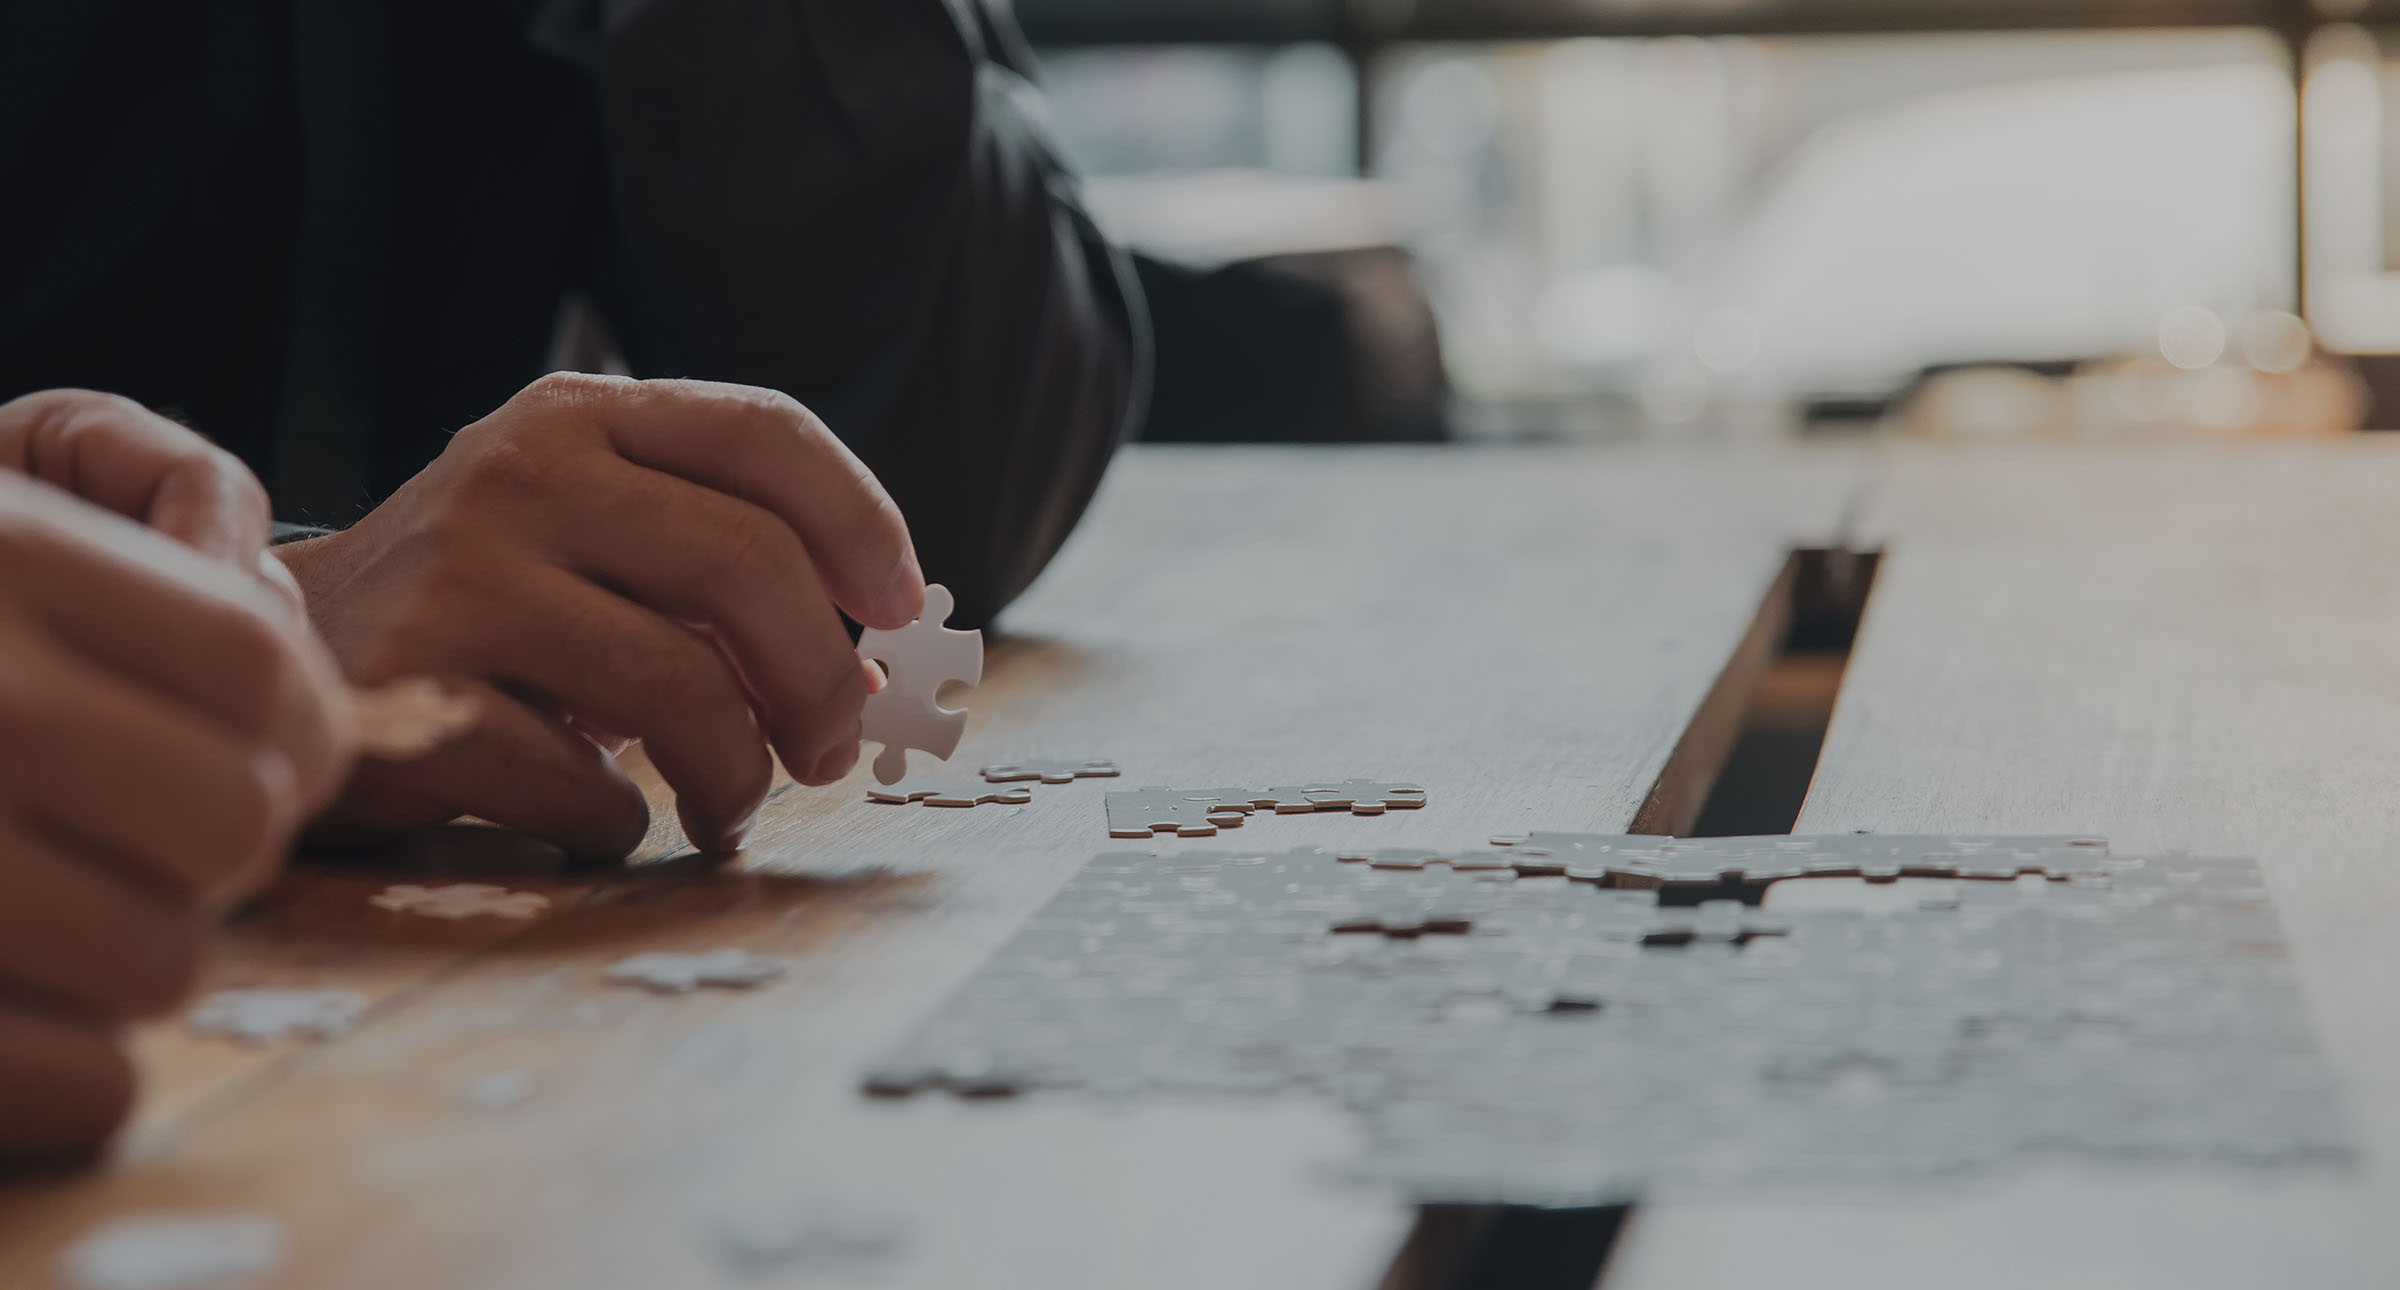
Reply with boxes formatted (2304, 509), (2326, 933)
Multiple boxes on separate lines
(0, 0), (1144, 627)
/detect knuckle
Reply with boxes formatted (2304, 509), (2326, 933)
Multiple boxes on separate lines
(462, 435), (564, 499)
(625, 642), (723, 711)
(525, 369), (619, 406)
(4, 387), (136, 426)
(712, 505), (797, 588)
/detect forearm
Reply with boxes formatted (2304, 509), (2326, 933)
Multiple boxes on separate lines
(590, 0), (1145, 628)
(858, 65), (1144, 629)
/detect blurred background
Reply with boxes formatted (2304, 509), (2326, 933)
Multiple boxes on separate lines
(1019, 0), (2400, 444)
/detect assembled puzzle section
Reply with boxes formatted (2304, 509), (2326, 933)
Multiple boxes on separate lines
(867, 837), (2352, 1204)
(1347, 833), (2112, 891)
(857, 583), (983, 785)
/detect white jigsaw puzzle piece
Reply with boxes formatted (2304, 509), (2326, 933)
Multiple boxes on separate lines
(368, 883), (551, 920)
(605, 950), (792, 994)
(856, 583), (982, 785)
(187, 990), (367, 1045)
(61, 1215), (287, 1290)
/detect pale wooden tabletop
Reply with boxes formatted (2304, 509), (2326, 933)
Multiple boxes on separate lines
(1612, 441), (2400, 1290)
(5, 441), (2398, 1289)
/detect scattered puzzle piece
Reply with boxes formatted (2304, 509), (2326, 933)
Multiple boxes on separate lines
(348, 677), (482, 762)
(1105, 780), (1428, 835)
(605, 950), (793, 994)
(60, 1215), (286, 1290)
(857, 583), (983, 785)
(980, 758), (1121, 784)
(368, 883), (551, 920)
(866, 778), (1034, 808)
(1104, 787), (1258, 838)
(1249, 780), (1428, 816)
(187, 991), (367, 1045)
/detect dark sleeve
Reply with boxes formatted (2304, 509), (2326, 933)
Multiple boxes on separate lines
(583, 0), (1148, 628)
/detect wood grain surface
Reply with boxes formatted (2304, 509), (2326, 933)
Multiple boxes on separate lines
(0, 445), (1858, 1290)
(1609, 441), (2400, 1290)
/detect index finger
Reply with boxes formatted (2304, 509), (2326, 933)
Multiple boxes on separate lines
(0, 389), (270, 564)
(533, 374), (925, 629)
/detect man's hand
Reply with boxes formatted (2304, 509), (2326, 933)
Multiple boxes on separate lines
(0, 465), (352, 1164)
(0, 388), (275, 569)
(274, 374), (925, 859)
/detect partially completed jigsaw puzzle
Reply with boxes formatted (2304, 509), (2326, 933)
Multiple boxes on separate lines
(866, 836), (2352, 1204)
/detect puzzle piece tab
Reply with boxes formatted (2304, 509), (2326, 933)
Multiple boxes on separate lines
(866, 778), (1034, 808)
(981, 758), (1121, 784)
(857, 583), (983, 785)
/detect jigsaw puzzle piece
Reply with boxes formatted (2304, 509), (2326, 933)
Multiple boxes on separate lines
(867, 778), (1034, 808)
(857, 583), (983, 784)
(1253, 780), (1428, 815)
(981, 757), (1121, 784)
(1104, 787), (1256, 838)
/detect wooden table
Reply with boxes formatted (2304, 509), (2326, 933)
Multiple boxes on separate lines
(3, 441), (2398, 1289)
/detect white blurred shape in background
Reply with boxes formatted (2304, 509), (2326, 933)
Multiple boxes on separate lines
(1041, 30), (2305, 435)
(1699, 62), (2291, 402)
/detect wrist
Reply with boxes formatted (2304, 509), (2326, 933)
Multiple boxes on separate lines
(266, 533), (344, 618)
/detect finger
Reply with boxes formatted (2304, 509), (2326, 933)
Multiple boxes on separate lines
(328, 681), (651, 862)
(0, 477), (353, 810)
(0, 822), (202, 1020)
(0, 389), (269, 562)
(550, 465), (875, 785)
(0, 1006), (133, 1165)
(0, 623), (300, 908)
(520, 373), (925, 629)
(444, 568), (771, 852)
